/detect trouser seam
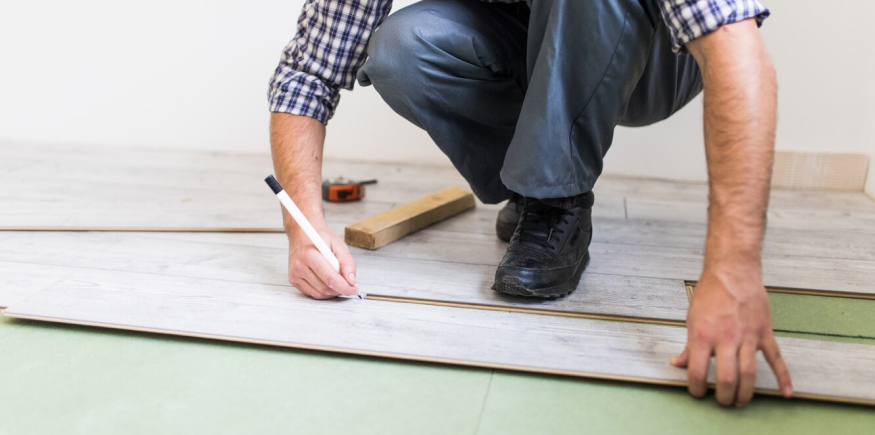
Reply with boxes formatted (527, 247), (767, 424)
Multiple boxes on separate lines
(564, 5), (636, 188)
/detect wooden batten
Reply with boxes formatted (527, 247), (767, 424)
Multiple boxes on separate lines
(345, 187), (475, 249)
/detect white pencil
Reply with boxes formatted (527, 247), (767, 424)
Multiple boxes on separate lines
(265, 175), (364, 299)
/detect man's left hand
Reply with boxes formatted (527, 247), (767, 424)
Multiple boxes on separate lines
(671, 265), (793, 407)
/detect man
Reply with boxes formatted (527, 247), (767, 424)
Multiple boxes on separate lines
(267, 0), (793, 407)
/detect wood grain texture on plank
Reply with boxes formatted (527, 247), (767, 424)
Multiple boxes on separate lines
(0, 143), (470, 231)
(0, 232), (689, 322)
(0, 262), (78, 309)
(2, 227), (874, 298)
(345, 187), (475, 249)
(427, 209), (875, 263)
(626, 198), (875, 234)
(596, 174), (875, 212)
(4, 269), (874, 406)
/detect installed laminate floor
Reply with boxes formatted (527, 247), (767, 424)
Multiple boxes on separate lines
(2, 143), (875, 405)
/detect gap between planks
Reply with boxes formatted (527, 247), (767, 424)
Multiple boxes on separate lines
(365, 294), (686, 327)
(685, 281), (875, 301)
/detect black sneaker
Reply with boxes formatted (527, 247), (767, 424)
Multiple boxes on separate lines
(492, 192), (594, 298)
(495, 194), (524, 243)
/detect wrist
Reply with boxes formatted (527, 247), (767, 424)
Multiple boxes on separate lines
(284, 211), (329, 243)
(699, 259), (764, 296)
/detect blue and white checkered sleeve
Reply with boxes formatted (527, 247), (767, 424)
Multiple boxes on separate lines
(658, 0), (770, 54)
(268, 0), (393, 124)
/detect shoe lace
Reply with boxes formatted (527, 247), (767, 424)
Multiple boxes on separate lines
(516, 202), (570, 251)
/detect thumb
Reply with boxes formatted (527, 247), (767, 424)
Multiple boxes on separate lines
(671, 345), (690, 368)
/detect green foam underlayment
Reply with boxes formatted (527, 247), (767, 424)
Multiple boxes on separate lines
(768, 292), (875, 341)
(1, 316), (875, 435)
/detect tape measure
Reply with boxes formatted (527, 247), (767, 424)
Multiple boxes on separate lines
(321, 177), (377, 202)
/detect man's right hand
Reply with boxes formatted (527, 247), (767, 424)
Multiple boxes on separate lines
(269, 112), (357, 299)
(287, 226), (359, 299)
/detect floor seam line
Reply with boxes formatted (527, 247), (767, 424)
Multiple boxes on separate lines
(774, 329), (875, 342)
(473, 370), (495, 435)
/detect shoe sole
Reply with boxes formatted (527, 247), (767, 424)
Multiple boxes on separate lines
(491, 251), (591, 298)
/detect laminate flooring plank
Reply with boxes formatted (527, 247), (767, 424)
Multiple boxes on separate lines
(429, 209), (875, 262)
(8, 143), (872, 233)
(0, 232), (690, 322)
(587, 243), (875, 295)
(4, 270), (874, 405)
(2, 228), (873, 298)
(345, 230), (875, 296)
(0, 262), (79, 309)
(596, 175), (875, 212)
(0, 143), (477, 230)
(591, 219), (875, 262)
(627, 198), (875, 234)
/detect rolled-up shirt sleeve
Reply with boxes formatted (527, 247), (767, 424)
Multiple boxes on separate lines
(658, 0), (770, 54)
(268, 0), (393, 124)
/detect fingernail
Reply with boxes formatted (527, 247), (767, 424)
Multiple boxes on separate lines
(670, 358), (676, 365)
(348, 272), (356, 283)
(784, 386), (793, 397)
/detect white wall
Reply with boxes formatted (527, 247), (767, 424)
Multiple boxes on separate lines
(1, 0), (874, 186)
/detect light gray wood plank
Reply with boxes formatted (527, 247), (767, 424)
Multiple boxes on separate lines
(9, 143), (872, 235)
(0, 262), (79, 309)
(594, 219), (875, 262)
(429, 209), (875, 262)
(0, 232), (689, 322)
(587, 242), (875, 295)
(355, 256), (689, 322)
(627, 198), (875, 234)
(0, 142), (478, 230)
(4, 269), (874, 405)
(597, 175), (875, 212)
(3, 227), (874, 298)
(347, 230), (875, 296)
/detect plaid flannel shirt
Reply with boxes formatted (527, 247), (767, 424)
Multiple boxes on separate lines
(268, 0), (769, 124)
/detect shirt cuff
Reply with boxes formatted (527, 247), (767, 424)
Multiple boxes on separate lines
(267, 66), (341, 124)
(665, 0), (771, 54)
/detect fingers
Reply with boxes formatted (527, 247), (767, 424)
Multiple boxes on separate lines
(715, 345), (739, 406)
(289, 254), (338, 299)
(686, 344), (712, 398)
(291, 275), (337, 300)
(307, 249), (357, 296)
(735, 340), (758, 407)
(671, 346), (690, 368)
(332, 238), (358, 287)
(762, 334), (793, 397)
(301, 266), (340, 299)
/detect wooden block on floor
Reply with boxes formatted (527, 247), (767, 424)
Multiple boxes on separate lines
(345, 187), (475, 249)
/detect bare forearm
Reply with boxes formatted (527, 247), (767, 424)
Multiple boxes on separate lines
(269, 112), (328, 237)
(689, 22), (777, 272)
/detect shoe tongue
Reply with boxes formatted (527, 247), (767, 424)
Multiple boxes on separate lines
(515, 200), (563, 249)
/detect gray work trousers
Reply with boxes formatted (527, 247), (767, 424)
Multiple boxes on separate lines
(357, 0), (703, 203)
